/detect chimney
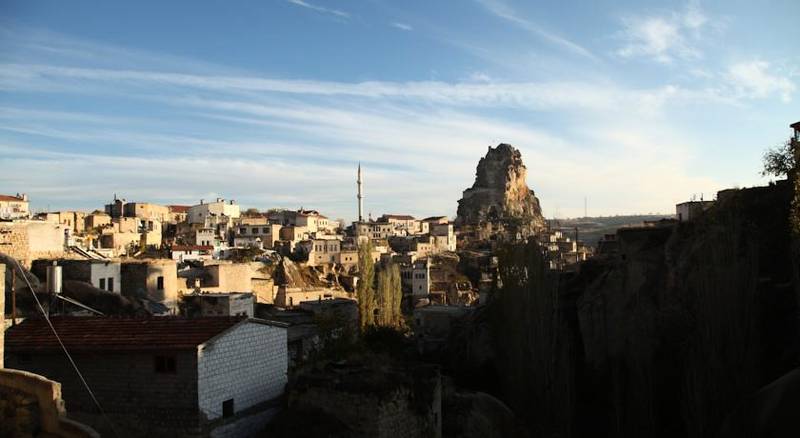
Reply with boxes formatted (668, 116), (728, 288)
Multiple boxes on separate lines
(46, 261), (62, 295)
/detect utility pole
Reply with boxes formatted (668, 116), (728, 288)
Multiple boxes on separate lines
(11, 268), (16, 325)
(584, 197), (588, 218)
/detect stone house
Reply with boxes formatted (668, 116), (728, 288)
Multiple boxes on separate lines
(234, 222), (282, 249)
(181, 293), (255, 318)
(269, 209), (333, 234)
(167, 205), (190, 223)
(83, 212), (111, 231)
(123, 202), (170, 222)
(195, 226), (223, 249)
(188, 198), (240, 225)
(273, 286), (350, 308)
(121, 259), (178, 313)
(297, 238), (341, 266)
(377, 214), (422, 235)
(676, 200), (714, 222)
(39, 211), (87, 234)
(429, 223), (457, 252)
(401, 259), (430, 298)
(4, 316), (288, 437)
(170, 244), (214, 263)
(353, 221), (395, 241)
(338, 249), (358, 271)
(0, 221), (68, 267)
(32, 259), (122, 294)
(0, 193), (30, 220)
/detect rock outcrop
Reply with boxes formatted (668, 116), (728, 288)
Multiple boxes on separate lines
(455, 144), (546, 243)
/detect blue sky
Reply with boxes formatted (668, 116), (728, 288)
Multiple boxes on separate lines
(0, 0), (798, 220)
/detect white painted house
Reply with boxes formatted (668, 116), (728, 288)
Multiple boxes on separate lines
(5, 317), (288, 437)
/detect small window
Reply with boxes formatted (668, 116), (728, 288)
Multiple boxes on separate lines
(99, 278), (106, 289)
(154, 355), (176, 373)
(222, 399), (234, 418)
(157, 276), (164, 290)
(107, 277), (114, 292)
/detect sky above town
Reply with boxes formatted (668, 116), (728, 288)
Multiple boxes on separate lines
(0, 0), (798, 220)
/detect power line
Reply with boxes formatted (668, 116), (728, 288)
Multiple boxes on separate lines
(9, 258), (121, 438)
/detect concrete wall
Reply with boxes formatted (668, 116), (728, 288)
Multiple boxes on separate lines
(197, 322), (287, 422)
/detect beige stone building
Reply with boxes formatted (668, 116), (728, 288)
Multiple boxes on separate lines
(167, 205), (190, 223)
(39, 211), (87, 234)
(0, 193), (29, 220)
(273, 286), (350, 308)
(187, 198), (240, 225)
(178, 261), (275, 304)
(269, 208), (335, 234)
(121, 259), (179, 313)
(378, 214), (423, 235)
(234, 221), (282, 249)
(84, 212), (111, 230)
(0, 221), (68, 267)
(298, 238), (341, 266)
(124, 202), (170, 222)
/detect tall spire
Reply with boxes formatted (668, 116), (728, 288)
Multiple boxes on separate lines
(357, 162), (364, 222)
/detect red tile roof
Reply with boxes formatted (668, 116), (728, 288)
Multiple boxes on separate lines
(168, 205), (190, 213)
(170, 245), (214, 251)
(0, 194), (25, 202)
(5, 316), (246, 352)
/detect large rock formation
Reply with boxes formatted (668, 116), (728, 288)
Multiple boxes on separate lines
(456, 144), (546, 242)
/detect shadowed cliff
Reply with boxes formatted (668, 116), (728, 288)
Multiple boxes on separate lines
(445, 179), (799, 437)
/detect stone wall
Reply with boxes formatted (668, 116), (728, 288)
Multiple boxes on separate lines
(121, 260), (178, 311)
(290, 364), (442, 438)
(0, 221), (68, 268)
(1, 264), (4, 368)
(0, 368), (99, 438)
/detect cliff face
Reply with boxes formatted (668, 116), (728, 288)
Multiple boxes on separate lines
(445, 180), (800, 438)
(456, 144), (546, 240)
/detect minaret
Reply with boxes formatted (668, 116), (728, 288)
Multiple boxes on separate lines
(357, 162), (364, 222)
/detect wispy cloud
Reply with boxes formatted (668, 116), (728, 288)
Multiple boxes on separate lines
(726, 60), (796, 102)
(0, 22), (786, 218)
(474, 0), (596, 60)
(391, 22), (413, 31)
(616, 1), (707, 63)
(287, 0), (349, 19)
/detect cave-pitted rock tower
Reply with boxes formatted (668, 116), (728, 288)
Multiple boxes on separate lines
(456, 144), (546, 244)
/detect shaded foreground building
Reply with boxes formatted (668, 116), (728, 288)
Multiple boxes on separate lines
(5, 316), (288, 437)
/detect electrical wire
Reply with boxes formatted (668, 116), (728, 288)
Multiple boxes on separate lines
(8, 258), (122, 438)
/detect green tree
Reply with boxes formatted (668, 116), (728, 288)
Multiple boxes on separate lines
(761, 139), (795, 178)
(374, 261), (403, 327)
(356, 240), (376, 329)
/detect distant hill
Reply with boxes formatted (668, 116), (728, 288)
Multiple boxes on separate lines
(547, 214), (675, 247)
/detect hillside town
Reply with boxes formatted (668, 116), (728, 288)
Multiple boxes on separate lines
(9, 120), (789, 436)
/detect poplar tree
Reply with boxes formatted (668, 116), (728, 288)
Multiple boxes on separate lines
(356, 240), (375, 329)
